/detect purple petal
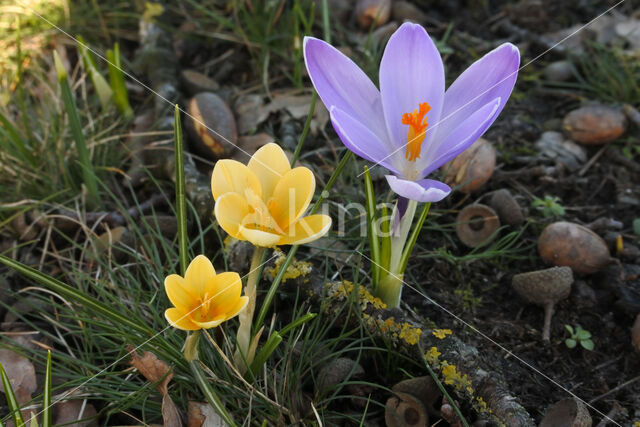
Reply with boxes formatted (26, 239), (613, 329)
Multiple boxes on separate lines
(303, 37), (390, 146)
(422, 98), (501, 177)
(330, 107), (400, 175)
(379, 22), (445, 152)
(434, 43), (519, 144)
(386, 175), (451, 202)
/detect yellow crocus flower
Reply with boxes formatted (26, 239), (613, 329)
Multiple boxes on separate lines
(212, 143), (331, 247)
(164, 255), (248, 331)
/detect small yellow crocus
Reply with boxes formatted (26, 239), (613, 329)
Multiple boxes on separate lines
(164, 255), (248, 331)
(212, 143), (331, 247)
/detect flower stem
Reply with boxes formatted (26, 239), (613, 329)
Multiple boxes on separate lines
(234, 246), (266, 372)
(183, 329), (201, 362)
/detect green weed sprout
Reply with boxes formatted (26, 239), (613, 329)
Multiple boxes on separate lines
(564, 324), (594, 351)
(532, 195), (565, 217)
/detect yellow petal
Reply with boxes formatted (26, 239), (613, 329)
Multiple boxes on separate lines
(191, 314), (227, 329)
(223, 295), (249, 320)
(279, 214), (332, 245)
(165, 307), (200, 331)
(211, 159), (261, 200)
(247, 143), (291, 201)
(164, 274), (196, 310)
(239, 225), (281, 247)
(207, 272), (242, 316)
(269, 167), (315, 229)
(184, 255), (216, 296)
(214, 192), (251, 240)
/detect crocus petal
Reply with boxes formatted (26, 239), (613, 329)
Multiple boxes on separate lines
(247, 142), (291, 201)
(164, 274), (196, 310)
(279, 214), (332, 245)
(222, 296), (249, 319)
(165, 307), (200, 331)
(422, 98), (501, 177)
(214, 192), (251, 240)
(434, 43), (519, 144)
(379, 23), (445, 153)
(330, 107), (400, 174)
(208, 271), (242, 315)
(303, 37), (390, 144)
(184, 255), (216, 296)
(211, 159), (262, 200)
(239, 226), (281, 247)
(386, 175), (451, 202)
(191, 315), (227, 330)
(269, 167), (315, 229)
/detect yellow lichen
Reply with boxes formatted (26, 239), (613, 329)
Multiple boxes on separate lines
(433, 329), (453, 339)
(425, 346), (441, 364)
(265, 248), (312, 283)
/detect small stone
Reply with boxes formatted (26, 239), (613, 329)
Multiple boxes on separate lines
(563, 104), (627, 145)
(571, 280), (597, 309)
(442, 138), (496, 193)
(535, 131), (587, 171)
(355, 0), (391, 29)
(180, 69), (219, 96)
(186, 92), (237, 160)
(232, 133), (274, 163)
(488, 189), (524, 226)
(392, 1), (426, 23)
(370, 21), (398, 46)
(543, 60), (574, 82)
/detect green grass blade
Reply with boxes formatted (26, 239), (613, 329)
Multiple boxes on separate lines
(290, 93), (316, 165)
(54, 51), (99, 206)
(42, 350), (52, 427)
(106, 43), (133, 119)
(173, 105), (188, 275)
(248, 331), (282, 377)
(77, 35), (113, 110)
(0, 111), (34, 165)
(363, 166), (380, 289)
(190, 361), (237, 427)
(0, 362), (25, 427)
(398, 202), (430, 274)
(379, 204), (391, 272)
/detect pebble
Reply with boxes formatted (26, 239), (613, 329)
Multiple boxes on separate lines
(535, 131), (587, 171)
(186, 92), (237, 159)
(443, 138), (496, 193)
(563, 104), (627, 145)
(392, 1), (427, 23)
(543, 60), (574, 82)
(180, 69), (220, 96)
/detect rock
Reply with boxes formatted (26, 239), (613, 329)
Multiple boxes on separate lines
(539, 397), (592, 427)
(563, 104), (627, 145)
(571, 280), (597, 310)
(355, 0), (391, 29)
(392, 1), (427, 24)
(488, 189), (524, 226)
(370, 21), (398, 46)
(232, 133), (275, 163)
(442, 138), (496, 193)
(186, 92), (237, 159)
(543, 60), (574, 82)
(180, 69), (220, 96)
(535, 131), (587, 171)
(538, 222), (611, 275)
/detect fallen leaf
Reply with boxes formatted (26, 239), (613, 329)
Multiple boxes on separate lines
(128, 347), (182, 427)
(188, 401), (228, 427)
(53, 399), (98, 427)
(0, 348), (37, 404)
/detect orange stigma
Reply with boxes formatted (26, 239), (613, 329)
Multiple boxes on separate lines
(402, 102), (431, 162)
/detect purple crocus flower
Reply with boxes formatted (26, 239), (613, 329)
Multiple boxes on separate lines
(303, 22), (519, 202)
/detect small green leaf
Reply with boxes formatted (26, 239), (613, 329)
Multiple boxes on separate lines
(565, 338), (577, 349)
(633, 218), (640, 236)
(0, 362), (25, 427)
(580, 340), (594, 351)
(576, 329), (591, 340)
(564, 324), (574, 334)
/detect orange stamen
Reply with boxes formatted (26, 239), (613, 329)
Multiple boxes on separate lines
(402, 102), (430, 162)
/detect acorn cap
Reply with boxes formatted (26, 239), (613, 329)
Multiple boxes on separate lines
(512, 266), (573, 306)
(391, 376), (441, 415)
(456, 204), (500, 248)
(539, 397), (592, 427)
(385, 391), (428, 427)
